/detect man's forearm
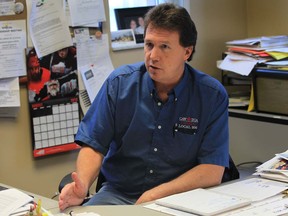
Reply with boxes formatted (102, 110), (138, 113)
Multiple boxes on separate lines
(136, 164), (225, 204)
(76, 146), (104, 191)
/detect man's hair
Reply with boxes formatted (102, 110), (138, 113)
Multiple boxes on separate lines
(144, 3), (197, 61)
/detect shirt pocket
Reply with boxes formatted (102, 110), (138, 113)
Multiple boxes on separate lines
(161, 132), (199, 166)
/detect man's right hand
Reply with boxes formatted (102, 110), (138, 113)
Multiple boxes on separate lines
(58, 172), (88, 211)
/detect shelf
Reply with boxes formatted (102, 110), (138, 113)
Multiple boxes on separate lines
(229, 108), (288, 125)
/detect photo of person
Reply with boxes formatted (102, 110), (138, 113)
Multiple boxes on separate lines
(114, 6), (153, 45)
(27, 48), (51, 102)
(26, 46), (78, 102)
(135, 16), (144, 35)
(272, 159), (288, 170)
(49, 47), (77, 79)
(129, 19), (137, 32)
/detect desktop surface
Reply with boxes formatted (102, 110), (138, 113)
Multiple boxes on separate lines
(53, 205), (170, 216)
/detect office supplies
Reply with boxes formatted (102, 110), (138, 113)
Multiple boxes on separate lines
(155, 188), (251, 216)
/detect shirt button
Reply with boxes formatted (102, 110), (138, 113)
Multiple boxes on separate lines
(149, 170), (154, 174)
(154, 148), (158, 152)
(158, 125), (162, 129)
(157, 102), (161, 106)
(175, 98), (178, 102)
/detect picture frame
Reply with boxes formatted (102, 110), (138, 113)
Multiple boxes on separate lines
(114, 6), (153, 44)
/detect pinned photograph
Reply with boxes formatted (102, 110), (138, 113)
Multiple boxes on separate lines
(111, 29), (136, 51)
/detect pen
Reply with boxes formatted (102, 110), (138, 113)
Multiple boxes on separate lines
(36, 199), (42, 215)
(29, 205), (34, 216)
(282, 189), (288, 198)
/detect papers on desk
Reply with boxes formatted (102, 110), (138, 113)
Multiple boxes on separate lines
(146, 178), (288, 216)
(210, 178), (287, 202)
(0, 188), (33, 215)
(155, 188), (251, 216)
(253, 149), (288, 183)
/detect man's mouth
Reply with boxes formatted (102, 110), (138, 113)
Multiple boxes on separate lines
(149, 65), (160, 70)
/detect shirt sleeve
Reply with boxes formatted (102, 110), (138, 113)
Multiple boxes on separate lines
(197, 86), (230, 167)
(75, 78), (116, 156)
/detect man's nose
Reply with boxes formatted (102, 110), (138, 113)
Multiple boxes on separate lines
(150, 48), (160, 61)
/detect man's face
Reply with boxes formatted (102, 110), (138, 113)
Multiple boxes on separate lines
(138, 17), (144, 27)
(58, 48), (68, 58)
(130, 20), (137, 29)
(144, 25), (193, 87)
(28, 56), (41, 81)
(48, 81), (59, 96)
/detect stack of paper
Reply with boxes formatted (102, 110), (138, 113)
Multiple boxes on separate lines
(146, 178), (288, 216)
(0, 77), (20, 118)
(0, 188), (33, 215)
(218, 35), (288, 75)
(253, 150), (288, 183)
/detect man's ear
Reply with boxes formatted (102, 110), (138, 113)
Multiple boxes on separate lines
(184, 46), (193, 61)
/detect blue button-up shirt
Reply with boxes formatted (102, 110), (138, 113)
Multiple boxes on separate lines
(75, 62), (229, 196)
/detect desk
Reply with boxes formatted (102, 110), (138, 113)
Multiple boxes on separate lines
(51, 205), (170, 216)
(3, 180), (288, 216)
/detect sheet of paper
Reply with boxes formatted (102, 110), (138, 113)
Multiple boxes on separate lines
(0, 188), (33, 215)
(226, 37), (261, 46)
(78, 34), (114, 103)
(0, 0), (15, 16)
(218, 53), (258, 76)
(0, 19), (27, 78)
(63, 0), (72, 27)
(218, 194), (288, 216)
(155, 188), (251, 216)
(145, 203), (197, 216)
(67, 0), (105, 27)
(0, 77), (20, 117)
(29, 0), (72, 58)
(25, 0), (33, 47)
(210, 178), (288, 202)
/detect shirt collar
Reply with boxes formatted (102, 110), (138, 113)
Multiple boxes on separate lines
(146, 63), (190, 100)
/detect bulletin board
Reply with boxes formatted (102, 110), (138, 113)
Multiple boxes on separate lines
(1, 0), (105, 157)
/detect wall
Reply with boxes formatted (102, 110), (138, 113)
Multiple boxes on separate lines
(229, 117), (288, 165)
(228, 0), (288, 166)
(246, 0), (288, 37)
(0, 0), (248, 198)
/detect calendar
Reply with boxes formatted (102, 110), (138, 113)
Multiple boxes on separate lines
(27, 47), (81, 157)
(30, 97), (80, 157)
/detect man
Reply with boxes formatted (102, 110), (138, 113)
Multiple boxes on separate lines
(59, 3), (229, 211)
(135, 16), (145, 34)
(50, 47), (77, 79)
(27, 48), (50, 102)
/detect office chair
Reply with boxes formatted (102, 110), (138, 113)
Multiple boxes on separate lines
(221, 155), (240, 183)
